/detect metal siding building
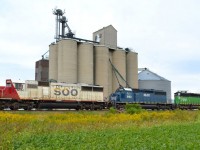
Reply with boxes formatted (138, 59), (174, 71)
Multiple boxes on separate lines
(138, 69), (171, 103)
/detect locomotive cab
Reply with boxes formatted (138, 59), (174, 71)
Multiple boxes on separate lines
(0, 79), (20, 100)
(110, 87), (135, 103)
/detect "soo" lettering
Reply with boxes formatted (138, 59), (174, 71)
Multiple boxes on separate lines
(54, 87), (78, 96)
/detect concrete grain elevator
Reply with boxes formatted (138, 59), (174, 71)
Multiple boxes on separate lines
(47, 8), (138, 99)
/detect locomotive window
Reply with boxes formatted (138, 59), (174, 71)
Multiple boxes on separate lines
(27, 84), (38, 88)
(81, 86), (103, 92)
(93, 87), (103, 92)
(38, 81), (49, 86)
(82, 86), (92, 91)
(141, 90), (153, 93)
(15, 83), (23, 90)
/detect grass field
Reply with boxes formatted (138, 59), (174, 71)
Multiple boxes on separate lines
(1, 110), (200, 149)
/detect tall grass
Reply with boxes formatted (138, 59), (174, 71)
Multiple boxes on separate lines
(0, 110), (199, 149)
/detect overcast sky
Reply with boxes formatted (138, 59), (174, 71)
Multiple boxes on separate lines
(1, 0), (200, 98)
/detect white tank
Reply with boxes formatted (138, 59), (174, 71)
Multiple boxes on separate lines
(112, 49), (126, 91)
(94, 45), (109, 99)
(49, 43), (58, 81)
(126, 51), (138, 88)
(77, 42), (93, 84)
(58, 39), (77, 83)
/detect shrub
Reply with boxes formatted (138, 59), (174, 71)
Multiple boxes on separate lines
(109, 107), (117, 114)
(125, 103), (143, 114)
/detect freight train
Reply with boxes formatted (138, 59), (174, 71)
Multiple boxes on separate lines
(0, 79), (200, 110)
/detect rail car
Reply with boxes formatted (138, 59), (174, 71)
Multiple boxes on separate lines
(174, 91), (200, 109)
(0, 79), (106, 110)
(1, 79), (200, 110)
(109, 86), (173, 110)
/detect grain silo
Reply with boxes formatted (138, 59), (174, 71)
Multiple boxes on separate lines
(77, 42), (93, 84)
(108, 50), (113, 95)
(94, 45), (109, 99)
(126, 51), (138, 88)
(112, 49), (126, 92)
(138, 69), (171, 103)
(57, 39), (77, 83)
(49, 43), (58, 81)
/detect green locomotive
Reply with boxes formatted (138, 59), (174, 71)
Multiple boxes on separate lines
(174, 91), (200, 109)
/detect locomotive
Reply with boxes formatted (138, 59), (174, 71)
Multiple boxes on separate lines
(1, 79), (200, 110)
(0, 79), (106, 110)
(110, 86), (173, 110)
(174, 91), (200, 109)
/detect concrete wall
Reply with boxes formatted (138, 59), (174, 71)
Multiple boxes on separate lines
(78, 42), (94, 84)
(47, 25), (138, 98)
(112, 49), (126, 91)
(94, 45), (110, 99)
(93, 25), (117, 49)
(57, 39), (77, 83)
(126, 51), (138, 88)
(49, 43), (58, 81)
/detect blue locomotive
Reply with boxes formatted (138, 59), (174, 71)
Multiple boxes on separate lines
(110, 86), (168, 109)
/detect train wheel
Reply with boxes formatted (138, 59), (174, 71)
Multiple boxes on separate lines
(99, 105), (103, 110)
(90, 104), (94, 111)
(0, 103), (3, 110)
(75, 106), (80, 111)
(80, 104), (85, 110)
(10, 102), (19, 110)
(24, 104), (33, 111)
